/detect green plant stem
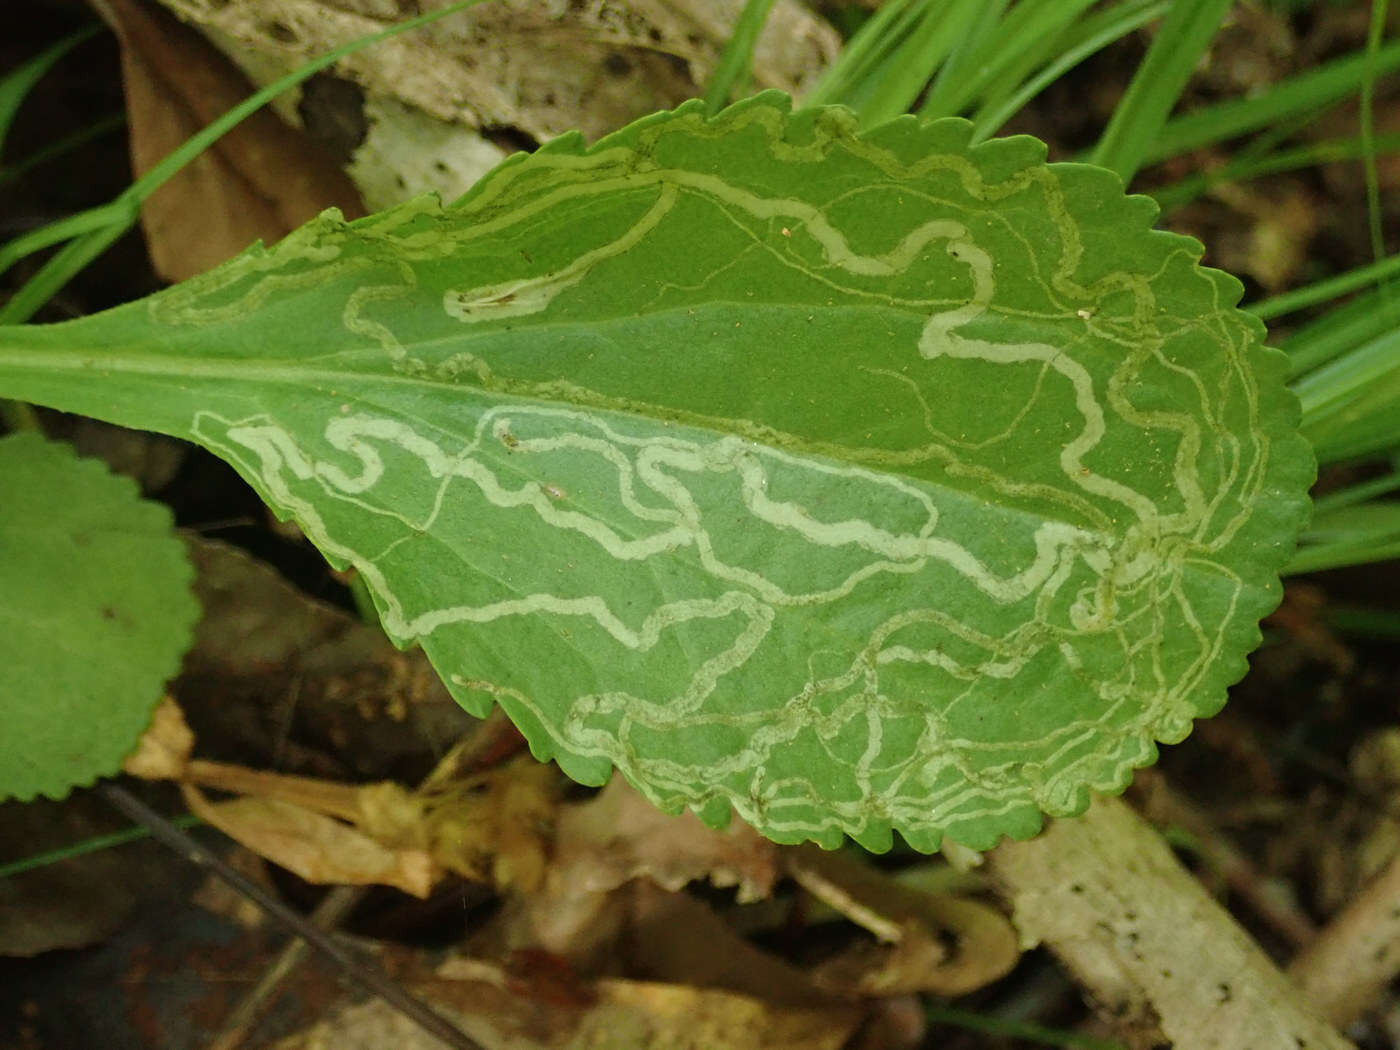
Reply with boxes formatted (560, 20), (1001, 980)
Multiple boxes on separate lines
(0, 812), (204, 879)
(0, 0), (492, 326)
(704, 0), (778, 115)
(1089, 0), (1234, 183)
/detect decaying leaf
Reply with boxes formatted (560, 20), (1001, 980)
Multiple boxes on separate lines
(182, 783), (440, 897)
(94, 0), (364, 281)
(123, 693), (557, 896)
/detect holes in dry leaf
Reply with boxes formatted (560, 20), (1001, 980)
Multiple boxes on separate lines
(297, 75), (368, 164)
(604, 52), (633, 77)
(481, 125), (540, 156)
(262, 20), (298, 45)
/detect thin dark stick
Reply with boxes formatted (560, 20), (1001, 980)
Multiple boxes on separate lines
(98, 781), (484, 1050)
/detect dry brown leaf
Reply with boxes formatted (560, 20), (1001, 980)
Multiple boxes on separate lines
(92, 0), (364, 281)
(356, 758), (560, 891)
(182, 783), (440, 897)
(153, 0), (839, 208)
(553, 775), (779, 901)
(498, 776), (779, 965)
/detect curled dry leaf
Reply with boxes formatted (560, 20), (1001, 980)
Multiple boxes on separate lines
(505, 776), (779, 963)
(154, 0), (839, 207)
(356, 758), (560, 892)
(121, 694), (195, 780)
(181, 782), (441, 897)
(787, 844), (1020, 998)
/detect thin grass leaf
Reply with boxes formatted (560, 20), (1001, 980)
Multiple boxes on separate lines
(0, 112), (125, 191)
(1145, 37), (1400, 168)
(703, 0), (778, 116)
(1311, 470), (1400, 516)
(1289, 501), (1400, 574)
(1294, 326), (1400, 463)
(919, 0), (1102, 121)
(1360, 0), (1392, 267)
(1150, 131), (1400, 212)
(0, 24), (101, 160)
(921, 0), (1010, 111)
(802, 0), (928, 108)
(971, 0), (1170, 141)
(1250, 252), (1400, 321)
(851, 0), (985, 126)
(1090, 0), (1235, 182)
(1281, 285), (1400, 378)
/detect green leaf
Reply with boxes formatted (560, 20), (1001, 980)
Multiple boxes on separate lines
(0, 434), (198, 801)
(0, 94), (1312, 849)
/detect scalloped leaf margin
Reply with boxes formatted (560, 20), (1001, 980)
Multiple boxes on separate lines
(0, 93), (1313, 847)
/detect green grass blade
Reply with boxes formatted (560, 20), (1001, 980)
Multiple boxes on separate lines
(1144, 37), (1400, 167)
(0, 815), (203, 879)
(1293, 326), (1400, 463)
(1282, 285), (1400, 378)
(1150, 131), (1400, 212)
(921, 0), (1010, 111)
(971, 0), (1170, 141)
(801, 0), (926, 108)
(1289, 501), (1400, 574)
(0, 24), (101, 159)
(0, 199), (138, 282)
(919, 0), (1102, 120)
(1250, 252), (1400, 321)
(853, 0), (985, 126)
(1311, 470), (1400, 516)
(1089, 0), (1235, 183)
(703, 0), (778, 115)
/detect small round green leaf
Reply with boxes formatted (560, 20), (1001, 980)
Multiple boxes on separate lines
(0, 433), (198, 801)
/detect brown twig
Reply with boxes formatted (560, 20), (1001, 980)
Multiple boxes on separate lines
(98, 781), (485, 1050)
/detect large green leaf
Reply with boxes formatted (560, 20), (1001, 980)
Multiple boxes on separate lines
(0, 433), (198, 801)
(0, 94), (1311, 849)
